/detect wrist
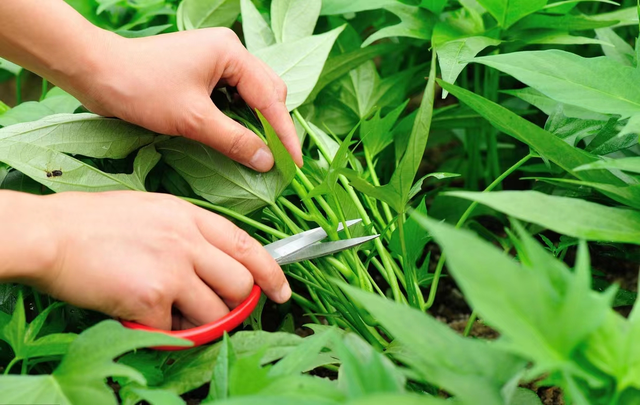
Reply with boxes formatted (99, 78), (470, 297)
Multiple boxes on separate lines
(0, 191), (59, 286)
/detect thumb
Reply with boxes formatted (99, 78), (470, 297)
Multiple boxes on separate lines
(179, 100), (275, 172)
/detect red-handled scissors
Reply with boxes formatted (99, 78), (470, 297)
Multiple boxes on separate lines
(121, 219), (378, 350)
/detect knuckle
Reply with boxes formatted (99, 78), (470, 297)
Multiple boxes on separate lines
(237, 272), (255, 299)
(137, 283), (168, 311)
(276, 79), (288, 100)
(178, 107), (208, 140)
(226, 127), (251, 158)
(215, 27), (241, 47)
(233, 228), (258, 257)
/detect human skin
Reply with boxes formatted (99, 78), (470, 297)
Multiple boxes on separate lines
(0, 1), (301, 329)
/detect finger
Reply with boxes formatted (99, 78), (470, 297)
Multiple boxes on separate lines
(132, 305), (172, 331)
(221, 45), (303, 167)
(194, 242), (255, 308)
(182, 101), (275, 172)
(174, 277), (230, 327)
(192, 209), (291, 303)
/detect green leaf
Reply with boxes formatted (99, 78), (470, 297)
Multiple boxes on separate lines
(474, 50), (640, 117)
(513, 12), (617, 31)
(181, 0), (240, 29)
(0, 113), (155, 158)
(477, 0), (548, 28)
(156, 331), (303, 395)
(127, 388), (186, 405)
(345, 53), (437, 212)
(438, 81), (631, 194)
(596, 27), (635, 66)
(207, 333), (236, 401)
(576, 157), (640, 174)
(0, 320), (190, 405)
(389, 197), (430, 266)
(308, 124), (358, 198)
(255, 25), (345, 111)
(447, 190), (640, 244)
(334, 333), (405, 399)
(413, 215), (612, 373)
(158, 113), (294, 214)
(1, 292), (76, 364)
(271, 0), (321, 43)
(503, 87), (608, 120)
(0, 57), (21, 75)
(436, 36), (501, 98)
(362, 4), (435, 47)
(320, 0), (395, 15)
(338, 283), (526, 404)
(306, 44), (400, 104)
(347, 394), (449, 405)
(240, 0), (275, 53)
(361, 101), (408, 158)
(269, 328), (335, 378)
(115, 24), (173, 38)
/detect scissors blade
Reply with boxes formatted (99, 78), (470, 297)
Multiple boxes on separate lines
(265, 219), (363, 261)
(276, 234), (379, 265)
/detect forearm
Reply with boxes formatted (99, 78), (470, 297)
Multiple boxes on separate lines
(0, 0), (114, 93)
(0, 191), (56, 284)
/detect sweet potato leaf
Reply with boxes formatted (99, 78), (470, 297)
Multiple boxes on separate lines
(477, 0), (548, 28)
(339, 283), (527, 404)
(0, 292), (76, 365)
(447, 190), (640, 244)
(158, 112), (295, 214)
(0, 320), (190, 405)
(414, 215), (613, 373)
(271, 0), (321, 44)
(240, 0), (275, 53)
(255, 26), (345, 110)
(474, 50), (640, 117)
(362, 4), (436, 47)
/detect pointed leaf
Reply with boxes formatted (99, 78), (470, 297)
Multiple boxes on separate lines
(447, 190), (640, 244)
(477, 0), (548, 28)
(240, 0), (275, 53)
(255, 26), (345, 110)
(271, 0), (321, 43)
(474, 50), (640, 117)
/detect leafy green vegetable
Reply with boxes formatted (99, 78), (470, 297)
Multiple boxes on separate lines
(447, 190), (640, 244)
(0, 321), (190, 404)
(477, 0), (548, 28)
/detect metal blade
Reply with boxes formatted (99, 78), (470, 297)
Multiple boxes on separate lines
(264, 227), (327, 259)
(265, 218), (364, 261)
(276, 234), (379, 265)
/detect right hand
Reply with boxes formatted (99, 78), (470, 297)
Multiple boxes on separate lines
(30, 191), (290, 330)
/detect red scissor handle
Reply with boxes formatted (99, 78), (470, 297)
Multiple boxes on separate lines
(121, 285), (262, 350)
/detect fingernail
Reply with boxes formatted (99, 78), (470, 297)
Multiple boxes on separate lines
(250, 147), (274, 172)
(278, 282), (292, 303)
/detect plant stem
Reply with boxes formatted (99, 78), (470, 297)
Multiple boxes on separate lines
(364, 148), (394, 224)
(15, 70), (22, 105)
(180, 197), (288, 239)
(278, 196), (313, 222)
(4, 357), (19, 375)
(463, 311), (477, 337)
(40, 78), (48, 101)
(424, 153), (533, 311)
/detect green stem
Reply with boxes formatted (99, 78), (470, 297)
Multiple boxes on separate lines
(32, 288), (43, 314)
(463, 311), (478, 337)
(278, 197), (313, 222)
(424, 153), (533, 310)
(364, 148), (394, 224)
(15, 70), (22, 105)
(293, 110), (403, 302)
(180, 197), (288, 239)
(4, 357), (19, 375)
(40, 78), (48, 101)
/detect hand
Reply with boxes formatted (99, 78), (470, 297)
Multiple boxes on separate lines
(68, 28), (303, 172)
(28, 191), (291, 330)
